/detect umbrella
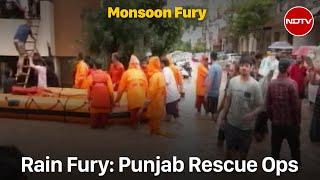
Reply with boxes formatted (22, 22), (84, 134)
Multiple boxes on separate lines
(292, 46), (317, 56)
(268, 41), (293, 50)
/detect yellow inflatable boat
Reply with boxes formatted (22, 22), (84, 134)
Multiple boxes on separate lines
(0, 87), (129, 124)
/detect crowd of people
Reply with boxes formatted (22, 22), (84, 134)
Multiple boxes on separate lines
(6, 20), (320, 161)
(71, 48), (320, 161)
(72, 52), (185, 137)
(193, 49), (320, 162)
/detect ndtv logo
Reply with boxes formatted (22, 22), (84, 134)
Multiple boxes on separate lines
(285, 19), (312, 25)
(284, 6), (314, 36)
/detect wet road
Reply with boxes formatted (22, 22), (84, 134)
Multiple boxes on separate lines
(0, 63), (319, 180)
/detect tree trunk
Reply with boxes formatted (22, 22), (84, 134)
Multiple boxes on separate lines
(134, 33), (145, 60)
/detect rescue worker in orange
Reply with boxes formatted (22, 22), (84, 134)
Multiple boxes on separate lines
(141, 58), (149, 80)
(140, 56), (167, 136)
(167, 54), (185, 97)
(109, 52), (125, 91)
(87, 62), (114, 129)
(115, 55), (148, 128)
(72, 53), (83, 85)
(195, 55), (209, 113)
(74, 53), (89, 89)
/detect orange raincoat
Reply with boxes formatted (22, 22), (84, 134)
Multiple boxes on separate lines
(168, 55), (184, 92)
(74, 60), (89, 89)
(117, 55), (148, 110)
(196, 63), (208, 96)
(146, 57), (166, 133)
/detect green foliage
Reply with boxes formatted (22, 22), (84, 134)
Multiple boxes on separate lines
(173, 40), (192, 52)
(150, 18), (184, 55)
(82, 0), (184, 64)
(227, 0), (275, 38)
(193, 40), (206, 53)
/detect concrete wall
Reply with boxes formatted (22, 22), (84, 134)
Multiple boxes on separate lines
(0, 1), (55, 56)
(53, 0), (100, 57)
(248, 33), (257, 53)
(181, 27), (203, 48)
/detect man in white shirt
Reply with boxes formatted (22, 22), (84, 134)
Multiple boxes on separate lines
(161, 56), (181, 122)
(258, 53), (279, 80)
(29, 53), (47, 88)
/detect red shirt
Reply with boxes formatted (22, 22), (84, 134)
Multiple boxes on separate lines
(266, 76), (300, 125)
(109, 62), (125, 89)
(289, 63), (307, 94)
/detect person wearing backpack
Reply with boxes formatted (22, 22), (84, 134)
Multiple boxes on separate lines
(87, 62), (114, 129)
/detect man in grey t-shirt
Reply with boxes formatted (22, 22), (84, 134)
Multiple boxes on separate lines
(221, 55), (263, 160)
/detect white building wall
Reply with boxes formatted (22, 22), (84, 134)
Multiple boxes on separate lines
(248, 33), (257, 53)
(0, 1), (55, 57)
(181, 27), (203, 48)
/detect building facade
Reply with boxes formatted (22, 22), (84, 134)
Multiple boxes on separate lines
(235, 0), (320, 53)
(0, 0), (100, 88)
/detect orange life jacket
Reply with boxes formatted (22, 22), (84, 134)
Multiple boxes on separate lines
(89, 71), (111, 109)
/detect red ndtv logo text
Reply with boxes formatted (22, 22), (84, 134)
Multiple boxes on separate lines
(284, 6), (314, 36)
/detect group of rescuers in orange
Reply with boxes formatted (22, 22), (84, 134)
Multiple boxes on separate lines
(73, 52), (185, 137)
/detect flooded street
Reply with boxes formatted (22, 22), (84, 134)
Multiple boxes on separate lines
(0, 63), (319, 180)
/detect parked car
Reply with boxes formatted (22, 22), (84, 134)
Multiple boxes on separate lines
(224, 53), (241, 62)
(217, 52), (226, 60)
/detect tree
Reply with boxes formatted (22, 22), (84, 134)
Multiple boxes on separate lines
(174, 40), (192, 52)
(193, 40), (206, 53)
(225, 0), (275, 51)
(81, 0), (184, 66)
(227, 0), (274, 37)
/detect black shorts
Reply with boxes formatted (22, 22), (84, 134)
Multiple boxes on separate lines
(207, 96), (219, 114)
(166, 100), (180, 118)
(225, 123), (253, 153)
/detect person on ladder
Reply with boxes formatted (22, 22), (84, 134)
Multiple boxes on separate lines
(13, 19), (35, 76)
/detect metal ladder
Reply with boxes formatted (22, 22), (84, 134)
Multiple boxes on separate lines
(15, 19), (40, 88)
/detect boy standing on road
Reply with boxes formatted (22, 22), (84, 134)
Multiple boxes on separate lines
(206, 51), (222, 120)
(161, 56), (181, 122)
(221, 55), (263, 160)
(267, 59), (301, 163)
